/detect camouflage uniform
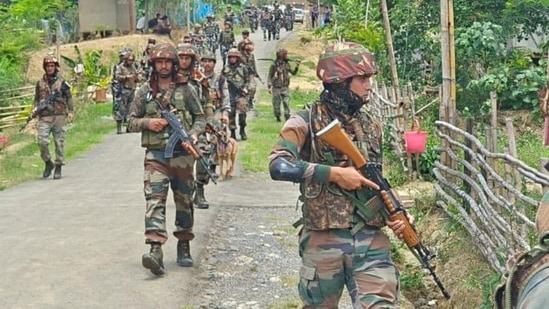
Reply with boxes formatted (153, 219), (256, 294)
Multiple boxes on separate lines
(128, 43), (206, 275)
(240, 40), (258, 109)
(34, 55), (73, 180)
(192, 54), (231, 209)
(222, 48), (250, 141)
(271, 5), (284, 40)
(218, 22), (236, 67)
(269, 42), (399, 308)
(260, 8), (272, 41)
(114, 52), (139, 133)
(495, 192), (549, 309)
(203, 15), (219, 53)
(268, 49), (299, 121)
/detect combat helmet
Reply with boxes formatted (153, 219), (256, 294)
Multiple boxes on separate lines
(149, 43), (178, 62)
(176, 43), (199, 62)
(227, 48), (241, 58)
(201, 51), (217, 62)
(276, 48), (288, 58)
(42, 54), (59, 70)
(316, 41), (376, 84)
(194, 23), (202, 29)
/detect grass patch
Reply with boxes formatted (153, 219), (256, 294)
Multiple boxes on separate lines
(0, 102), (113, 190)
(241, 89), (318, 173)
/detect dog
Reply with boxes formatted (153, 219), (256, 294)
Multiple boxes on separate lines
(213, 126), (238, 181)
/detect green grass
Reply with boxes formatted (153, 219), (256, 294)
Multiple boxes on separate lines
(241, 89), (318, 172)
(0, 101), (113, 190)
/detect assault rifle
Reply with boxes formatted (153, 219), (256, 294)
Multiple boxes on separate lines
(225, 77), (247, 96)
(153, 99), (219, 184)
(20, 81), (70, 132)
(316, 119), (451, 300)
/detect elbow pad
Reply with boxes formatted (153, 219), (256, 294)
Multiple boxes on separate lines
(270, 157), (305, 183)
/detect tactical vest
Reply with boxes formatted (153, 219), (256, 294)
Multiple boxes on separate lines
(495, 234), (549, 309)
(296, 103), (386, 231)
(271, 60), (292, 88)
(117, 63), (139, 90)
(140, 84), (194, 151)
(219, 31), (234, 45)
(223, 64), (247, 94)
(37, 77), (68, 116)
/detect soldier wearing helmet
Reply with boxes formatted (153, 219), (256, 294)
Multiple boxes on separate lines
(237, 29), (252, 54)
(203, 14), (220, 53)
(239, 39), (259, 110)
(224, 5), (235, 23)
(222, 48), (250, 140)
(33, 53), (73, 180)
(269, 41), (413, 308)
(190, 51), (231, 210)
(260, 6), (273, 41)
(113, 51), (139, 134)
(128, 42), (205, 276)
(271, 2), (284, 39)
(218, 21), (236, 67)
(190, 23), (206, 54)
(267, 48), (300, 122)
(175, 43), (200, 84)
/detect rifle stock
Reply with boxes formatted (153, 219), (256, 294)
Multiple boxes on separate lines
(316, 119), (450, 299)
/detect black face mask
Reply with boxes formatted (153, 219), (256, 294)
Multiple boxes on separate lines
(321, 79), (367, 116)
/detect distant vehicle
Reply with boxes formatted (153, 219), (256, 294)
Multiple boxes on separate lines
(292, 8), (304, 23)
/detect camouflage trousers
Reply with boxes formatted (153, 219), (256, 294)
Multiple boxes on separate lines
(113, 91), (134, 122)
(143, 150), (196, 244)
(298, 228), (399, 308)
(247, 79), (257, 109)
(272, 87), (291, 119)
(37, 115), (67, 165)
(229, 95), (248, 131)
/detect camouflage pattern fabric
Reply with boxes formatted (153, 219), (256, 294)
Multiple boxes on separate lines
(222, 63), (250, 131)
(143, 150), (196, 243)
(113, 63), (139, 122)
(495, 191), (549, 309)
(34, 75), (73, 165)
(268, 60), (298, 89)
(272, 87), (290, 119)
(128, 80), (205, 244)
(298, 228), (399, 307)
(37, 115), (67, 165)
(316, 41), (377, 84)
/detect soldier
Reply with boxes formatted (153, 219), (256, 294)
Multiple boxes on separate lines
(222, 48), (250, 141)
(260, 7), (272, 41)
(33, 54), (73, 180)
(140, 38), (156, 80)
(495, 191), (549, 308)
(218, 21), (236, 67)
(269, 41), (412, 308)
(114, 51), (139, 134)
(190, 23), (206, 55)
(283, 3), (294, 31)
(224, 5), (235, 23)
(203, 14), (219, 54)
(267, 48), (300, 122)
(236, 29), (251, 54)
(128, 43), (205, 275)
(240, 39), (259, 110)
(193, 51), (231, 209)
(271, 3), (284, 40)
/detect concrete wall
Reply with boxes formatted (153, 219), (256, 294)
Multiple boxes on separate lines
(79, 0), (136, 33)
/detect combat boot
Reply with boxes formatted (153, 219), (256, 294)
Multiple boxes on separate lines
(43, 160), (55, 178)
(116, 121), (122, 134)
(142, 242), (165, 275)
(284, 114), (290, 121)
(193, 183), (209, 209)
(239, 127), (247, 141)
(275, 115), (281, 122)
(53, 164), (62, 180)
(177, 240), (193, 267)
(230, 129), (237, 140)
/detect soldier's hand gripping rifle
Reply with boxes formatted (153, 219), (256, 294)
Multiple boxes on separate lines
(153, 99), (219, 184)
(20, 81), (70, 132)
(316, 119), (450, 300)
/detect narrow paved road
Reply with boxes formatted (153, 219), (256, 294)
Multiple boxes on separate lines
(0, 27), (299, 309)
